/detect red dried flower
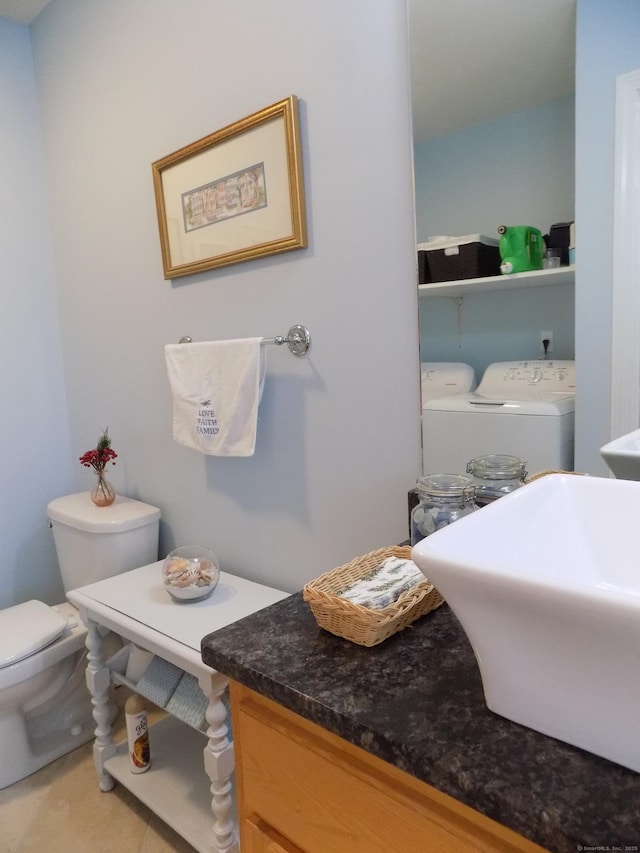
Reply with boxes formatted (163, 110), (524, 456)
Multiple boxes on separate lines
(79, 428), (118, 473)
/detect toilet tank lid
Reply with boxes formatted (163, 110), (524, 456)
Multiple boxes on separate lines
(47, 492), (161, 534)
(0, 600), (67, 668)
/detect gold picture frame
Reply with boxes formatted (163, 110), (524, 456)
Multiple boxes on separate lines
(152, 95), (307, 279)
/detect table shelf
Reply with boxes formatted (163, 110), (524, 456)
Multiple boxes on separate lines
(105, 715), (221, 853)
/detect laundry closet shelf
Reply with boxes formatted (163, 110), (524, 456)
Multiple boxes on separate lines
(418, 264), (575, 298)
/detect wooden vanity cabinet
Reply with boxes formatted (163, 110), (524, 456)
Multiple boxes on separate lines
(230, 682), (548, 853)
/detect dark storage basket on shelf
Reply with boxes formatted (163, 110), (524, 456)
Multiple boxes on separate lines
(418, 235), (501, 283)
(418, 250), (431, 284)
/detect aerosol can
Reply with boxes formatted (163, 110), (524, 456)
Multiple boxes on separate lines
(125, 693), (150, 773)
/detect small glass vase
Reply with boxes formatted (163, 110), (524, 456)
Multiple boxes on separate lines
(90, 471), (116, 507)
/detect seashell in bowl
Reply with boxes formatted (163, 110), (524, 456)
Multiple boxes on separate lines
(162, 546), (220, 602)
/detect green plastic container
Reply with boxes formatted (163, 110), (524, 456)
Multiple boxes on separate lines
(497, 225), (544, 274)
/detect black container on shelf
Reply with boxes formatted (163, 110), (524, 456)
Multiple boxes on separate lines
(418, 235), (501, 283)
(544, 221), (574, 266)
(417, 250), (431, 284)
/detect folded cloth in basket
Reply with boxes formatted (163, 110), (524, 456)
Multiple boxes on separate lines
(337, 556), (424, 610)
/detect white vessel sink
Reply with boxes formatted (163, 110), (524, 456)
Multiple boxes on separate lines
(411, 473), (640, 773)
(600, 427), (640, 480)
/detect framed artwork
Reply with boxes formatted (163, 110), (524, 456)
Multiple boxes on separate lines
(152, 95), (307, 279)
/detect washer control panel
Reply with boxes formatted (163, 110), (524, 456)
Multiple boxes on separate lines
(478, 360), (576, 396)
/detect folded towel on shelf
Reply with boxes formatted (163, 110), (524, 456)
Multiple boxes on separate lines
(164, 338), (265, 456)
(165, 673), (209, 732)
(135, 656), (183, 707)
(337, 556), (425, 610)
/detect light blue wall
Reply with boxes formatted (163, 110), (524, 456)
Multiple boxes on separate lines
(418, 284), (575, 381)
(0, 18), (74, 608)
(414, 96), (575, 379)
(574, 0), (640, 475)
(413, 96), (575, 240)
(26, 0), (420, 594)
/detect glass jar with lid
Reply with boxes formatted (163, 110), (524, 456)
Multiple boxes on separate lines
(465, 454), (527, 506)
(410, 473), (479, 546)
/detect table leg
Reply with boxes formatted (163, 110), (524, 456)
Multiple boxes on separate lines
(85, 619), (117, 792)
(199, 670), (238, 853)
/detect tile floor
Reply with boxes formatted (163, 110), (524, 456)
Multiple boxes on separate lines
(0, 686), (197, 853)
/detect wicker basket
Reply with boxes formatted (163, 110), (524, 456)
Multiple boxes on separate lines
(525, 469), (586, 484)
(302, 545), (443, 647)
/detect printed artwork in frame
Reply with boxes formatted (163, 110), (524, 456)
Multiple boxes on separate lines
(152, 95), (307, 279)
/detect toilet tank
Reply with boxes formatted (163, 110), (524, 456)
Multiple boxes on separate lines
(47, 493), (161, 593)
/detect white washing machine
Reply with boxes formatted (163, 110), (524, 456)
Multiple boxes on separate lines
(422, 360), (576, 476)
(420, 362), (476, 406)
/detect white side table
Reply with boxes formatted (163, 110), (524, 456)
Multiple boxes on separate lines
(68, 561), (288, 853)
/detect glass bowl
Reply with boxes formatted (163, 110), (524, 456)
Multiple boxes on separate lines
(162, 545), (220, 602)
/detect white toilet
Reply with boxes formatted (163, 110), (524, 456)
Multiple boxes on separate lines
(0, 492), (160, 789)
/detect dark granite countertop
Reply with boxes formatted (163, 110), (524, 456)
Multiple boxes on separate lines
(201, 593), (640, 853)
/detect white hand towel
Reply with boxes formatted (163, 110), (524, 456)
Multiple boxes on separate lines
(164, 338), (265, 456)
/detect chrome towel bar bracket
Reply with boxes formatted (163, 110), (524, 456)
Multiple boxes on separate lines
(263, 324), (311, 356)
(178, 324), (311, 357)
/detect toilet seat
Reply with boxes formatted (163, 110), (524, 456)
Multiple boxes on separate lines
(0, 601), (67, 668)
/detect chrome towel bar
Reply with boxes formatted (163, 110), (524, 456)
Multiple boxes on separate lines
(178, 324), (311, 357)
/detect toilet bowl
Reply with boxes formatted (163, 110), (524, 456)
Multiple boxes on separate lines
(0, 601), (92, 789)
(0, 492), (160, 789)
